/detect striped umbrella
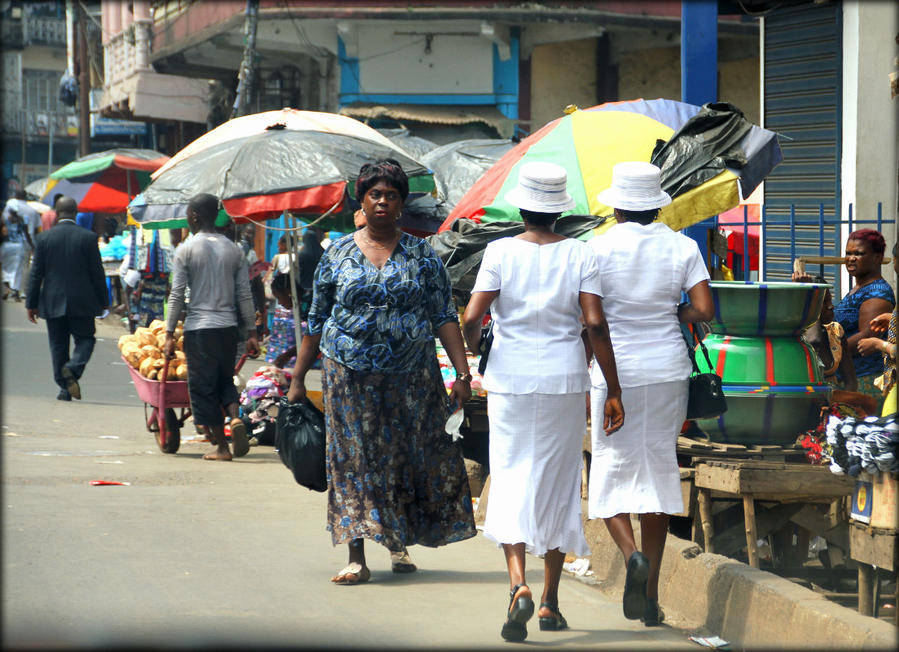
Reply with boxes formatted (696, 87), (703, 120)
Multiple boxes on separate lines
(438, 99), (783, 236)
(40, 149), (169, 213)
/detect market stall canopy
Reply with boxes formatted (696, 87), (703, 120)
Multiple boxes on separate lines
(439, 100), (783, 236)
(131, 109), (435, 231)
(422, 138), (515, 211)
(24, 177), (50, 201)
(339, 103), (515, 140)
(40, 148), (169, 213)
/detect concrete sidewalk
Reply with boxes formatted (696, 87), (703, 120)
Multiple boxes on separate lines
(583, 517), (897, 650)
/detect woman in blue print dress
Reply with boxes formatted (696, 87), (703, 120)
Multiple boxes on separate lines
(287, 160), (476, 585)
(832, 230), (894, 407)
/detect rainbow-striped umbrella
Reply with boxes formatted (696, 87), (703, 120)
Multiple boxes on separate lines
(438, 99), (782, 235)
(40, 149), (169, 213)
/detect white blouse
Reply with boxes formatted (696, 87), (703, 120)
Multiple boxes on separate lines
(471, 237), (602, 394)
(587, 221), (710, 389)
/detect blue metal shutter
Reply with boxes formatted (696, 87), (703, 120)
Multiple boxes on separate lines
(762, 1), (842, 293)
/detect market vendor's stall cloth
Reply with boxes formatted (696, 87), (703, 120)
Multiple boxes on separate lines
(239, 365), (291, 445)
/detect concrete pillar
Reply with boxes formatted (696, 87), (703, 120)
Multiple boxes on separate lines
(133, 0), (151, 70)
(680, 0), (718, 264)
(107, 0), (121, 35)
(840, 1), (899, 293)
(120, 0), (132, 32)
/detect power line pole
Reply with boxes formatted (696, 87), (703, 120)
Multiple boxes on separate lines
(77, 3), (90, 156)
(231, 0), (259, 119)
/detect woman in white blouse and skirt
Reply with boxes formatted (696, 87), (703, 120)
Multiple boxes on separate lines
(587, 162), (714, 626)
(463, 161), (624, 643)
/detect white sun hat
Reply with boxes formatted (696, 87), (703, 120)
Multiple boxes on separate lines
(596, 161), (672, 211)
(505, 161), (576, 214)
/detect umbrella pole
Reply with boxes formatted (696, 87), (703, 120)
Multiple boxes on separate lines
(285, 213), (303, 352)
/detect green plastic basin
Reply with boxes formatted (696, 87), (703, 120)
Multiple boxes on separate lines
(709, 281), (830, 336)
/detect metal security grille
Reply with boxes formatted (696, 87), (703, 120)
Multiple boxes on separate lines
(762, 1), (842, 293)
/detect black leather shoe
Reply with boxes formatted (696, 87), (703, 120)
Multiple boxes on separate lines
(60, 367), (81, 400)
(57, 389), (71, 401)
(623, 551), (649, 620)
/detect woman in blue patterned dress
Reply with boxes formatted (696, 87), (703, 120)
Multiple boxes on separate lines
(286, 160), (477, 585)
(833, 229), (895, 407)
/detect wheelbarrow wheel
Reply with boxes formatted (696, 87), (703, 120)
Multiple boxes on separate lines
(155, 408), (181, 454)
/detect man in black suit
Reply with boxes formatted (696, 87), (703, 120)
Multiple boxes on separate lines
(26, 196), (108, 401)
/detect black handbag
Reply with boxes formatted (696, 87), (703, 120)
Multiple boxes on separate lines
(275, 397), (327, 492)
(477, 318), (494, 376)
(684, 325), (727, 421)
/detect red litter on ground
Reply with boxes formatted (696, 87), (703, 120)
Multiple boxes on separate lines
(89, 480), (131, 486)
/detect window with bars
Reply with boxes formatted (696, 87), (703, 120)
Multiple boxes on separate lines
(22, 69), (74, 114)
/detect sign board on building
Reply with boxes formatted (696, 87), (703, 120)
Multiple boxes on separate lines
(89, 89), (147, 136)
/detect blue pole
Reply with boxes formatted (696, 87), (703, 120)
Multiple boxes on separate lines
(877, 202), (882, 232)
(680, 0), (718, 265)
(743, 204), (750, 283)
(761, 204), (767, 281)
(848, 202), (853, 233)
(789, 204), (796, 265)
(818, 204), (825, 280)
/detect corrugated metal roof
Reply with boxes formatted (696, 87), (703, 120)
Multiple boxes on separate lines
(339, 103), (514, 139)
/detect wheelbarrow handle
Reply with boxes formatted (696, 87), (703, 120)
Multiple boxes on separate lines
(235, 354), (248, 373)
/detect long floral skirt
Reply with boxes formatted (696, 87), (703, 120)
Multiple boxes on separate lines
(321, 354), (477, 551)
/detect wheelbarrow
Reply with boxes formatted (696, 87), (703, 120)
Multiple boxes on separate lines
(124, 354), (247, 454)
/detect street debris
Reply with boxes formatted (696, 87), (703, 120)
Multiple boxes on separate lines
(89, 480), (131, 486)
(689, 635), (730, 648)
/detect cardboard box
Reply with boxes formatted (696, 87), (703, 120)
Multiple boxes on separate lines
(851, 472), (898, 530)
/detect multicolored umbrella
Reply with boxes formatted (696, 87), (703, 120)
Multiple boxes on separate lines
(439, 99), (782, 235)
(130, 109), (435, 231)
(40, 149), (169, 213)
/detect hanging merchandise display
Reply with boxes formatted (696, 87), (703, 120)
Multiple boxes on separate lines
(826, 412), (899, 477)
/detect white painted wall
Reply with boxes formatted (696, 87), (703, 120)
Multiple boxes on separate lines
(349, 20), (493, 96)
(841, 0), (898, 293)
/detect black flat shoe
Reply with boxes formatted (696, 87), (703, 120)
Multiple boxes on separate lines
(501, 583), (534, 642)
(538, 602), (568, 631)
(56, 389), (71, 401)
(642, 598), (664, 626)
(623, 551), (649, 620)
(61, 367), (81, 400)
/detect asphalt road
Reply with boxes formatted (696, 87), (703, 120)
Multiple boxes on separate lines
(2, 300), (695, 649)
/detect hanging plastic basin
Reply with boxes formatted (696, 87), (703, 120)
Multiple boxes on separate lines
(695, 334), (825, 386)
(709, 281), (830, 336)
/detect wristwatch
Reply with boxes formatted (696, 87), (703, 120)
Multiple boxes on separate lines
(455, 371), (473, 383)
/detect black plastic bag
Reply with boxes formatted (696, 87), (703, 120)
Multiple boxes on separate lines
(477, 319), (494, 375)
(275, 397), (327, 492)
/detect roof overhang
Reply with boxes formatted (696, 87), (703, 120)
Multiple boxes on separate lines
(339, 103), (514, 139)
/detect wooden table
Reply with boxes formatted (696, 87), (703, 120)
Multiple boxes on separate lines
(694, 460), (856, 568)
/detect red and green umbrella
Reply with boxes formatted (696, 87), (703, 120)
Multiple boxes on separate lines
(41, 148), (169, 213)
(439, 99), (782, 236)
(129, 109), (435, 231)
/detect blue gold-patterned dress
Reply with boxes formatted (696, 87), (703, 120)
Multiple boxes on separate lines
(307, 232), (476, 551)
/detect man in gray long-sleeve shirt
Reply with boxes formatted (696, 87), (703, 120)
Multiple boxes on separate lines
(164, 193), (259, 461)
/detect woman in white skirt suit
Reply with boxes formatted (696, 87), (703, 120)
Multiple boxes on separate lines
(587, 162), (714, 626)
(463, 161), (624, 643)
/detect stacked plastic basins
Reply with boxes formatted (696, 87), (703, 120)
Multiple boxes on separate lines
(693, 281), (832, 445)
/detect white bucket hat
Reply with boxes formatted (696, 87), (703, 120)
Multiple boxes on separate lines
(596, 161), (672, 211)
(505, 161), (575, 214)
